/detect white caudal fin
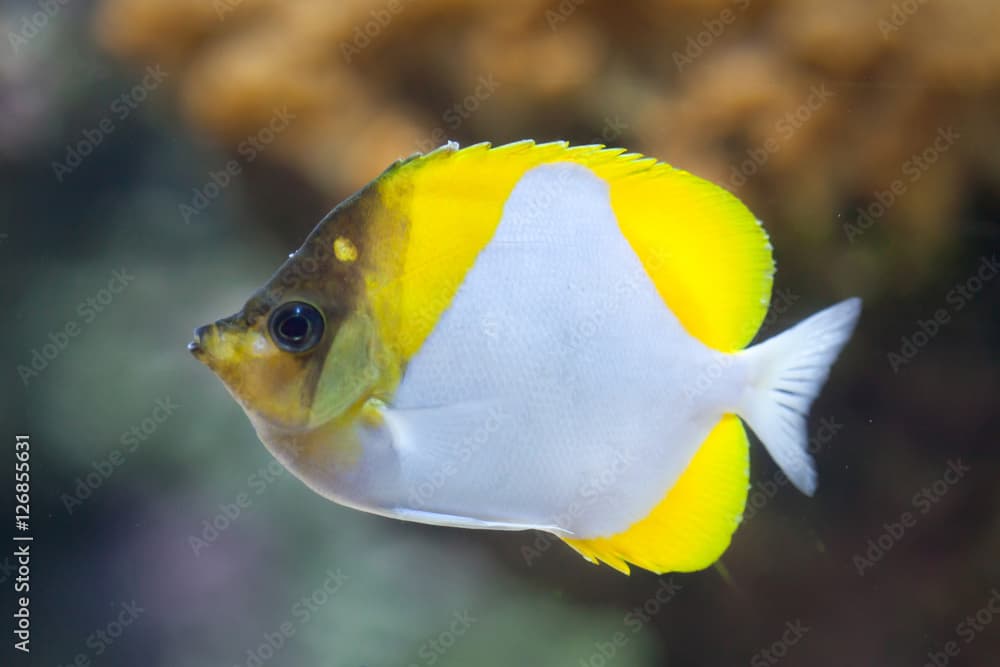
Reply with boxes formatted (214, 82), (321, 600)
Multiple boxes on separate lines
(736, 298), (862, 495)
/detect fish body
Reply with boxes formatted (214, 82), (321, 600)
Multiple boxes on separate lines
(190, 141), (860, 574)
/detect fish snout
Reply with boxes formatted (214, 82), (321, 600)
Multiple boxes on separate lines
(188, 323), (218, 361)
(188, 324), (212, 357)
(187, 314), (261, 370)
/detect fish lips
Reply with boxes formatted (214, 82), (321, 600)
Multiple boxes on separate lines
(187, 324), (210, 359)
(187, 316), (243, 367)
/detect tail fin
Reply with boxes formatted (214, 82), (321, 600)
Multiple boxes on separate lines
(736, 298), (861, 496)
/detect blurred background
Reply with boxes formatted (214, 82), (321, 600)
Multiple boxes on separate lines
(2, 0), (999, 665)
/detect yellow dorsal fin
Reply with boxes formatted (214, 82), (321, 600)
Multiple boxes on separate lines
(367, 140), (773, 362)
(562, 414), (750, 575)
(608, 161), (774, 351)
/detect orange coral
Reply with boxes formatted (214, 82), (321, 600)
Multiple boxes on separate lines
(94, 0), (1000, 295)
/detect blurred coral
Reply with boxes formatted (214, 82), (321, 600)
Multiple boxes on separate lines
(94, 0), (1000, 293)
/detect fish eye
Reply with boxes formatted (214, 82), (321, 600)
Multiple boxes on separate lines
(268, 302), (325, 353)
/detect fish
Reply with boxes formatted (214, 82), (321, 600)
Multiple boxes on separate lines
(189, 140), (861, 575)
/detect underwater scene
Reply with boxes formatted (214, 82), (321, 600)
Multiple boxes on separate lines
(2, 1), (999, 665)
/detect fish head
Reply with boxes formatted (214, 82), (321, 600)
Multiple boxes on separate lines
(189, 231), (389, 436)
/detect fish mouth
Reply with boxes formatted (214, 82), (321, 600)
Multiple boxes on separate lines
(188, 324), (213, 361)
(188, 316), (253, 368)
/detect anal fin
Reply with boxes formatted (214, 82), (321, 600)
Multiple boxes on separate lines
(561, 414), (749, 575)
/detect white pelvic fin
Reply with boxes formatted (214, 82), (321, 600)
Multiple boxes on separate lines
(381, 401), (503, 462)
(388, 507), (559, 533)
(736, 298), (861, 495)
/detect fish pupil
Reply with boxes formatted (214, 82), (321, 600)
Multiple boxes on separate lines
(279, 315), (308, 341)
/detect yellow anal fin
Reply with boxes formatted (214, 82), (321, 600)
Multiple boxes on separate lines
(562, 414), (749, 575)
